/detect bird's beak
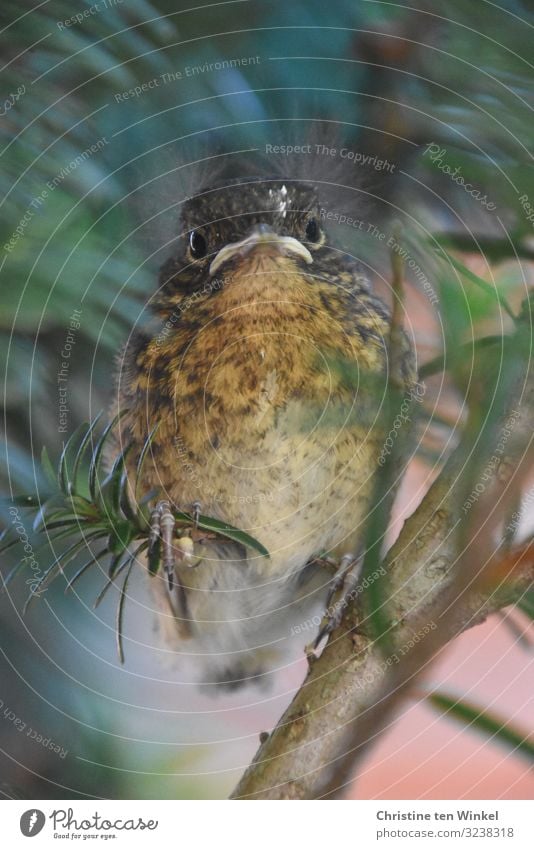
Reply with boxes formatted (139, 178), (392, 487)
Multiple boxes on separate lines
(209, 224), (313, 276)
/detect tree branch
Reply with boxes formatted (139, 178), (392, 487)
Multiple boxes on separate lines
(231, 318), (533, 800)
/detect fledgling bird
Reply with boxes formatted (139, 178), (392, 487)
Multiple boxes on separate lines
(112, 176), (416, 688)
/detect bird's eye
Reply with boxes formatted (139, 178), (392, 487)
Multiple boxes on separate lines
(189, 230), (207, 259)
(305, 218), (320, 243)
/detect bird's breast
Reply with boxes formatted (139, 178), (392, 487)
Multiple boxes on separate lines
(127, 271), (389, 572)
(150, 322), (384, 572)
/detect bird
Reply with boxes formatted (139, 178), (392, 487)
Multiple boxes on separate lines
(111, 174), (416, 689)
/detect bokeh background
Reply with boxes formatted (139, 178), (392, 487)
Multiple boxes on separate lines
(1, 0), (533, 799)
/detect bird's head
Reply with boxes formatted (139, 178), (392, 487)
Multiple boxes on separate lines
(157, 179), (333, 301)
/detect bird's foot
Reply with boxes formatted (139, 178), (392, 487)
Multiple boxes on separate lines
(312, 553), (364, 651)
(149, 500), (194, 636)
(191, 500), (202, 527)
(149, 500), (177, 590)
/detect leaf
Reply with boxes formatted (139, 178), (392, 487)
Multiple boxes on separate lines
(517, 589), (534, 621)
(147, 535), (161, 575)
(118, 466), (138, 525)
(22, 527), (111, 611)
(40, 446), (57, 490)
(117, 560), (135, 664)
(108, 519), (135, 556)
(42, 525), (107, 546)
(5, 406), (270, 636)
(93, 540), (146, 611)
(107, 550), (126, 580)
(23, 536), (93, 612)
(93, 555), (133, 609)
(419, 335), (502, 379)
(70, 412), (103, 496)
(88, 410), (126, 502)
(64, 548), (108, 594)
(435, 246), (516, 322)
(0, 529), (20, 556)
(97, 443), (133, 517)
(427, 692), (534, 763)
(66, 495), (100, 519)
(34, 518), (85, 532)
(436, 234), (534, 264)
(1, 558), (25, 591)
(32, 495), (67, 532)
(196, 514), (270, 558)
(58, 421), (91, 495)
(134, 422), (160, 502)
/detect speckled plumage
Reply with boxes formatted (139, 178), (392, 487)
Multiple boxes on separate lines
(112, 179), (416, 688)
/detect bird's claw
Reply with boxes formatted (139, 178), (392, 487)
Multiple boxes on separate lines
(192, 500), (202, 528)
(149, 500), (176, 590)
(313, 553), (363, 650)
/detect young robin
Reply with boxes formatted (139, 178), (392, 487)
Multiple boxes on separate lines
(112, 175), (416, 688)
